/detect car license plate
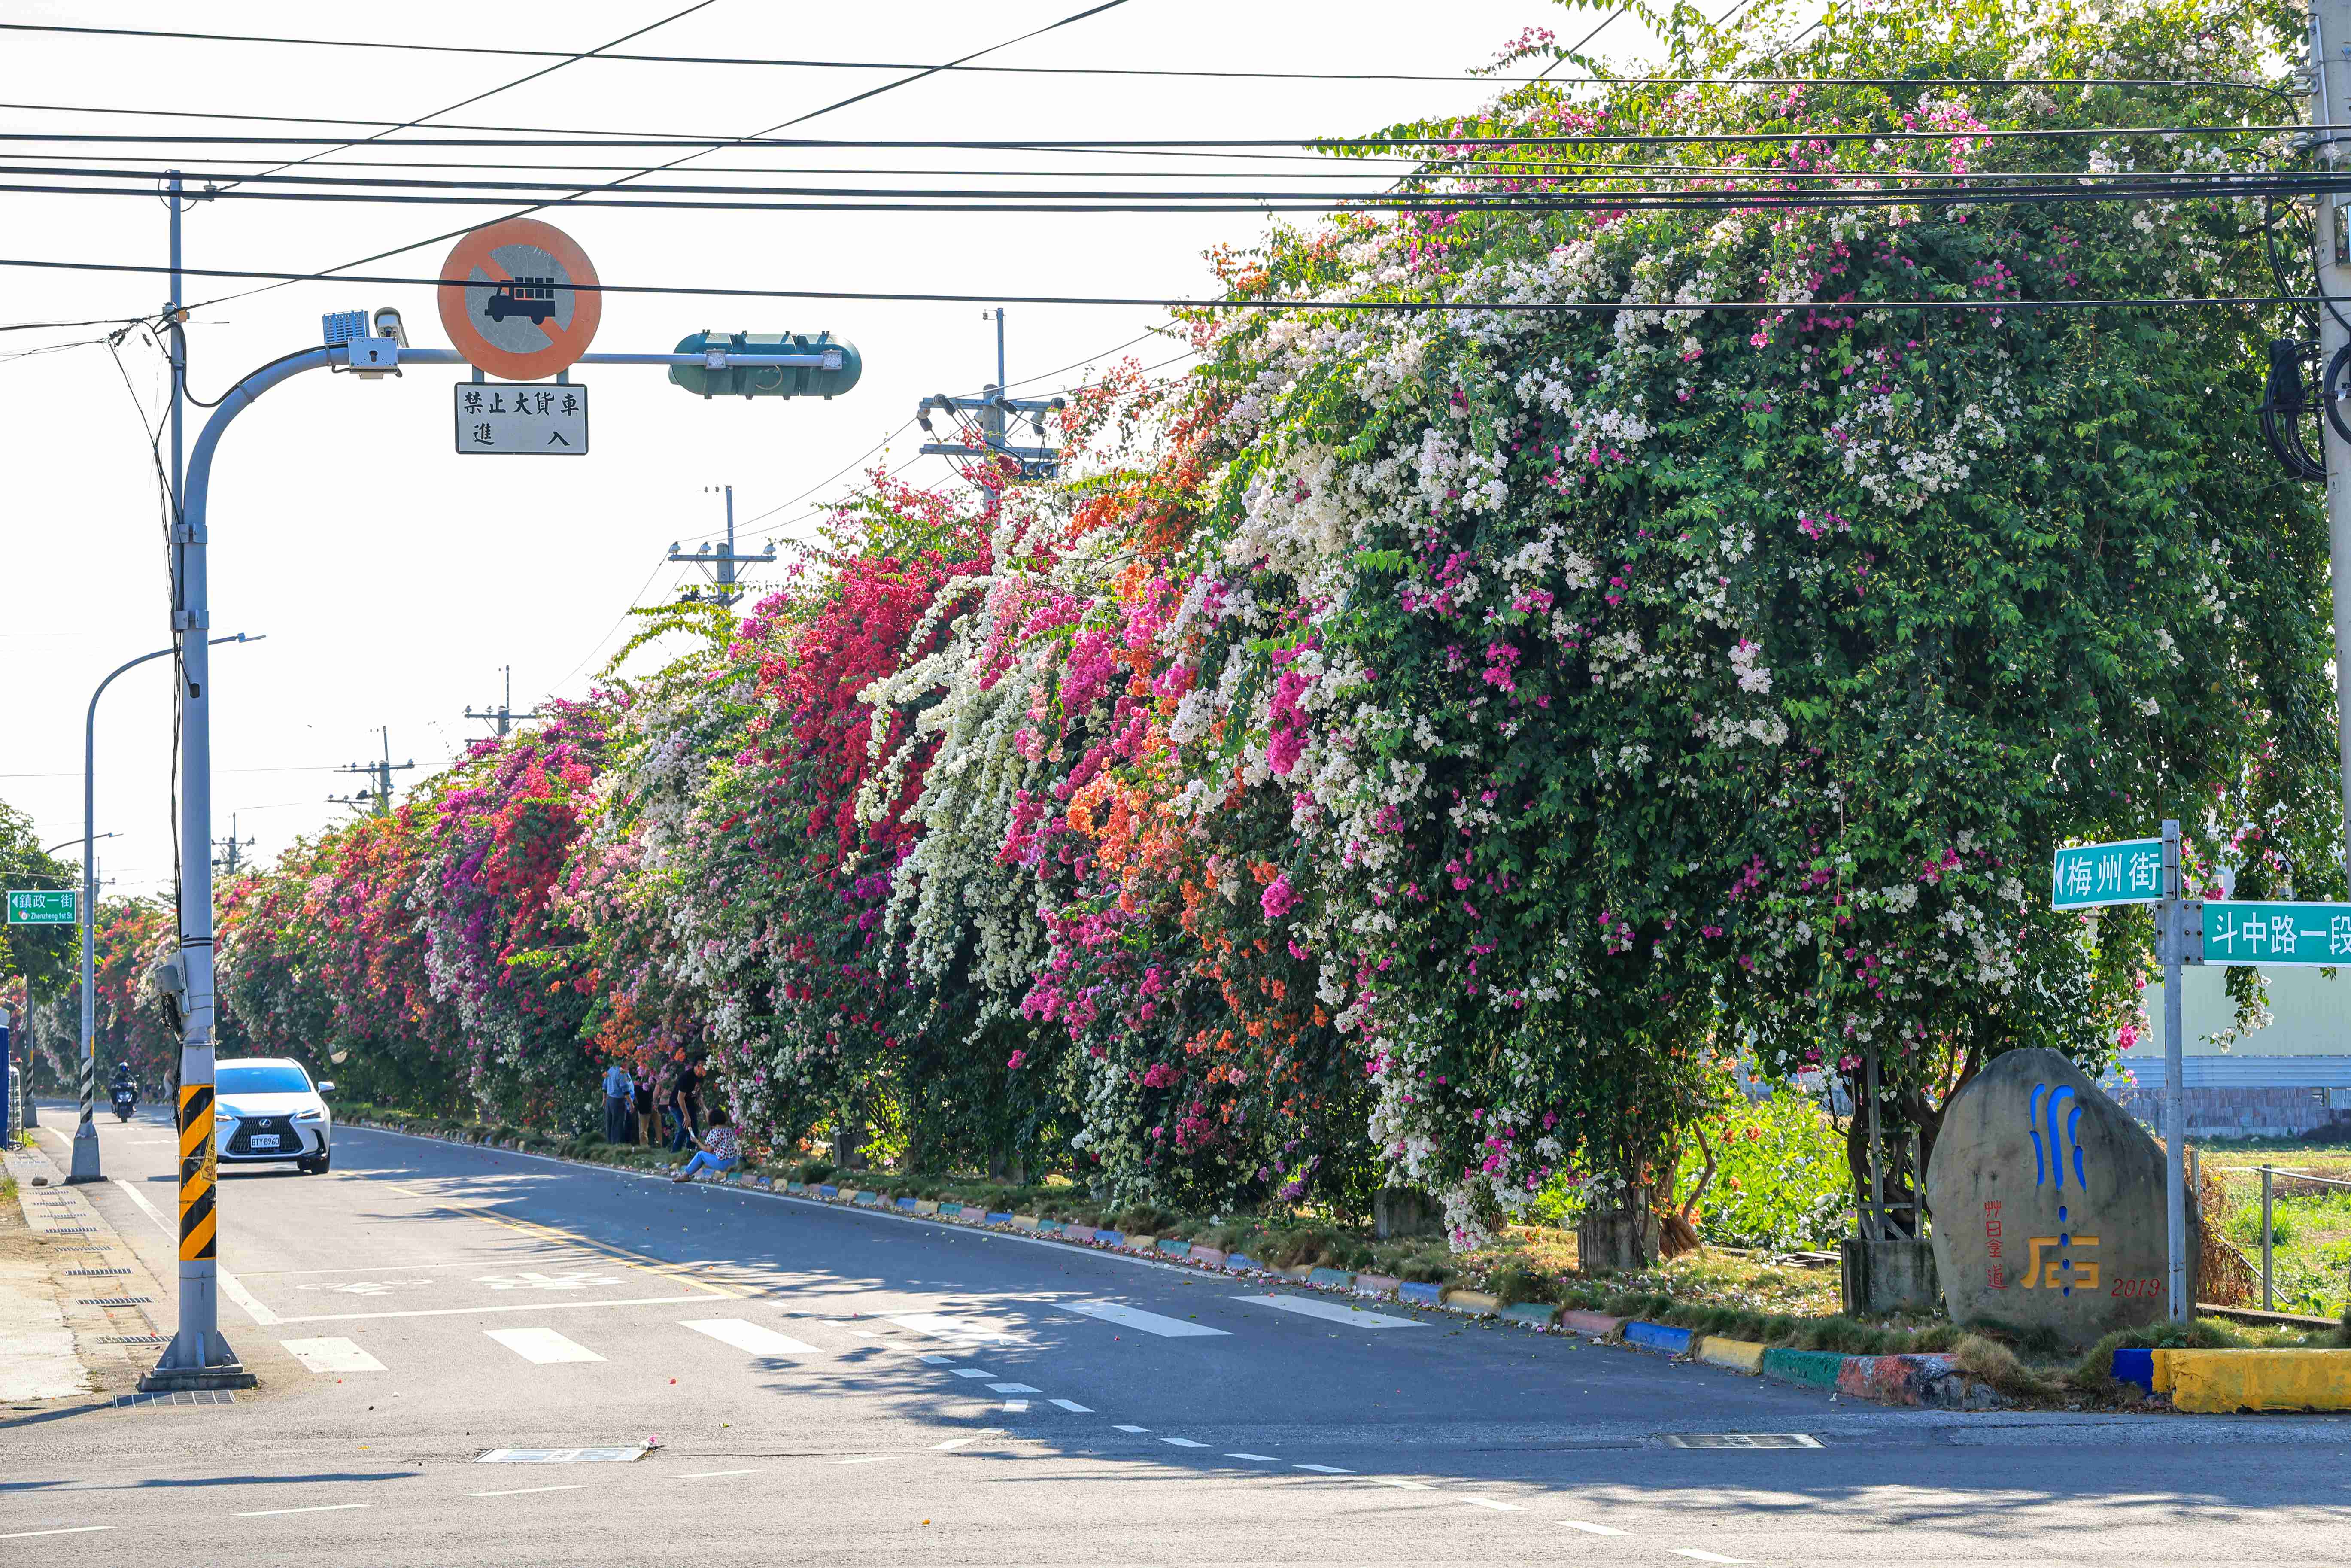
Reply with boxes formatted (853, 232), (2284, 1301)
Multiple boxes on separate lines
(249, 1134), (281, 1151)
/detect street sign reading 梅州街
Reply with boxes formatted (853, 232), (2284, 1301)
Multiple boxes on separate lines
(2199, 900), (2351, 966)
(2049, 838), (2164, 910)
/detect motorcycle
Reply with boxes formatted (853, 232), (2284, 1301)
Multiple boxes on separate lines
(111, 1085), (136, 1122)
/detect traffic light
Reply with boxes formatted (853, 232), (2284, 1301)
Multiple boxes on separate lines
(670, 331), (862, 400)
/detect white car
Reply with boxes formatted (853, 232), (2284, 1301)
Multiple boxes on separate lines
(213, 1058), (335, 1174)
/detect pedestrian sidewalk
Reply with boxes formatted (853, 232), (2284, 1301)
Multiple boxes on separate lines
(2, 1135), (177, 1406)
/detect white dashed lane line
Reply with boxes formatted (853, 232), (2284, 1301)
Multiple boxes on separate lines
(0, 1527), (113, 1539)
(679, 1470), (762, 1480)
(1563, 1519), (1630, 1536)
(468, 1485), (585, 1498)
(988, 1383), (1040, 1394)
(1670, 1553), (1747, 1564)
(1294, 1464), (1352, 1474)
(1003, 1400), (1030, 1411)
(235, 1504), (372, 1518)
(949, 1368), (996, 1379)
(1459, 1496), (1520, 1511)
(1160, 1437), (1210, 1449)
(1048, 1398), (1092, 1412)
(1225, 1452), (1280, 1462)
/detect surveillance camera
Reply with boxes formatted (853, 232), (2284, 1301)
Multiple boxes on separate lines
(373, 307), (409, 347)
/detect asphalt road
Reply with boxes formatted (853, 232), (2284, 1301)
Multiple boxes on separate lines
(9, 1104), (2351, 1565)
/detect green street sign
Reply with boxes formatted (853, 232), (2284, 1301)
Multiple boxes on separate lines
(2201, 900), (2351, 966)
(2050, 838), (2163, 909)
(5, 889), (76, 925)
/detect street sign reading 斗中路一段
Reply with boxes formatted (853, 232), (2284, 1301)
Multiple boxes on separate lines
(6, 889), (75, 924)
(2200, 900), (2351, 965)
(2050, 838), (2165, 909)
(455, 381), (587, 455)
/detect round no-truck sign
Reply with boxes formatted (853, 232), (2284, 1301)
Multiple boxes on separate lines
(437, 218), (601, 381)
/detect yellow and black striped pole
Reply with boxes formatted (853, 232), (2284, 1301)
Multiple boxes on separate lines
(177, 1080), (217, 1264)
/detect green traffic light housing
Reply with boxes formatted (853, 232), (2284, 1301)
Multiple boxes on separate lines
(670, 331), (862, 400)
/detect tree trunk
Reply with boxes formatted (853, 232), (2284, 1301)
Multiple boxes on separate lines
(1577, 1190), (1661, 1273)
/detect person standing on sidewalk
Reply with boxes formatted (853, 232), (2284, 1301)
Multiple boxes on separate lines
(634, 1067), (658, 1146)
(601, 1060), (632, 1146)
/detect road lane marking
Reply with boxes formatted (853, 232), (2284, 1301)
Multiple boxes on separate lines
(1224, 1452), (1279, 1462)
(931, 1438), (975, 1450)
(948, 1368), (996, 1379)
(1562, 1521), (1629, 1536)
(1228, 1294), (1422, 1331)
(1002, 1399), (1029, 1411)
(1160, 1437), (1209, 1448)
(484, 1327), (604, 1364)
(0, 1527), (114, 1539)
(680, 1319), (820, 1356)
(1369, 1478), (1434, 1489)
(1670, 1553), (1745, 1564)
(886, 1312), (1017, 1343)
(234, 1504), (371, 1518)
(468, 1485), (586, 1497)
(679, 1470), (762, 1480)
(987, 1383), (1040, 1394)
(1114, 1425), (1150, 1433)
(1049, 1398), (1093, 1412)
(280, 1337), (387, 1374)
(1460, 1497), (1519, 1511)
(276, 1294), (712, 1324)
(1062, 1299), (1230, 1338)
(835, 1456), (892, 1465)
(1294, 1464), (1352, 1474)
(917, 1354), (957, 1364)
(109, 1176), (281, 1325)
(377, 1194), (738, 1300)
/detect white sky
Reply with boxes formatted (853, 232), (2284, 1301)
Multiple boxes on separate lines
(0, 0), (1688, 899)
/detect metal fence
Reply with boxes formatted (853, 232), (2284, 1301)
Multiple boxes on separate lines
(2217, 1164), (2351, 1313)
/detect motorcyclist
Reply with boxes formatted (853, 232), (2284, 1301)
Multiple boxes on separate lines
(110, 1061), (134, 1093)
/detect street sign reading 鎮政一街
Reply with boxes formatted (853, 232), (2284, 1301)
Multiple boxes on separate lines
(2200, 901), (2351, 965)
(5, 889), (75, 925)
(2049, 838), (2165, 909)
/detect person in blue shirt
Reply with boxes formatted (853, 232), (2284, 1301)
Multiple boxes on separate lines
(601, 1061), (633, 1145)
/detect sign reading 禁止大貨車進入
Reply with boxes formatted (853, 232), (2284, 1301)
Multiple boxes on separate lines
(2048, 839), (2164, 910)
(6, 889), (75, 925)
(453, 382), (589, 455)
(1925, 1048), (2181, 1348)
(2199, 900), (2351, 966)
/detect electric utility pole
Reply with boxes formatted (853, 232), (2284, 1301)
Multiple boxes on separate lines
(329, 729), (415, 817)
(915, 307), (1066, 513)
(668, 484), (772, 607)
(465, 665), (541, 737)
(211, 814), (253, 877)
(2310, 3), (2351, 890)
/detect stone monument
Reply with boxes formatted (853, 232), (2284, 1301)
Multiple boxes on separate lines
(1924, 1047), (2186, 1346)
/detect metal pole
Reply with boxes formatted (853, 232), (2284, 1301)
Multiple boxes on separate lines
(2163, 818), (2187, 1322)
(73, 647), (172, 1181)
(2261, 1164), (2274, 1311)
(720, 484), (735, 605)
(2311, 4), (2351, 891)
(145, 349), (329, 1391)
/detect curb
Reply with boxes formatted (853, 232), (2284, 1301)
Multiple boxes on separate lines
(2117, 1346), (2351, 1412)
(340, 1116), (2001, 1412)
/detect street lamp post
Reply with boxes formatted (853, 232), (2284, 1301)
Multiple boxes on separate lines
(66, 637), (257, 1185)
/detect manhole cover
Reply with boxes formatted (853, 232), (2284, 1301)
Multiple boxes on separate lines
(475, 1446), (649, 1464)
(1663, 1433), (1822, 1449)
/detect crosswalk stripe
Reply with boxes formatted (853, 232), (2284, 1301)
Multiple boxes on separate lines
(484, 1327), (603, 1364)
(1062, 1299), (1230, 1338)
(679, 1319), (820, 1356)
(280, 1337), (387, 1374)
(1049, 1398), (1093, 1412)
(1229, 1294), (1423, 1330)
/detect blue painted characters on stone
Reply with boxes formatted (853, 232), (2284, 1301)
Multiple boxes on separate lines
(2025, 1084), (2098, 1295)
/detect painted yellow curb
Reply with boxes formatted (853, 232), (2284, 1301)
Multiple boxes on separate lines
(1440, 1288), (1502, 1315)
(2166, 1349), (2351, 1413)
(1694, 1335), (1765, 1373)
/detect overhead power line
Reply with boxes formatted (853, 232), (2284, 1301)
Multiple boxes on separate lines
(0, 23), (2291, 96)
(0, 253), (2312, 314)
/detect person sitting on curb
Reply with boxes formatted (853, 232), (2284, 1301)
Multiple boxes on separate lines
(671, 1108), (740, 1184)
